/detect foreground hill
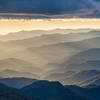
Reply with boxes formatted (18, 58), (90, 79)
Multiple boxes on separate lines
(0, 83), (32, 100)
(21, 80), (90, 100)
(2, 78), (100, 100)
(0, 77), (37, 89)
(0, 79), (91, 100)
(66, 85), (100, 100)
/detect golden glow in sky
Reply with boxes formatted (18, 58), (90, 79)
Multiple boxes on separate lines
(0, 18), (100, 35)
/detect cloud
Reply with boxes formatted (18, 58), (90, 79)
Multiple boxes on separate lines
(0, 0), (100, 18)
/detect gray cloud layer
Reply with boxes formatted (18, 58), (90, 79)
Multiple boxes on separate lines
(0, 0), (100, 18)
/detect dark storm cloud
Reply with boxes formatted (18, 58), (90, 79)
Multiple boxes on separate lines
(0, 0), (100, 18)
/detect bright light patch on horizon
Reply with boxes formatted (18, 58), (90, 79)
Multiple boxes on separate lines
(0, 18), (100, 35)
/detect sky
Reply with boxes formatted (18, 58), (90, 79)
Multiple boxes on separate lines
(0, 0), (100, 35)
(0, 0), (100, 18)
(0, 18), (100, 35)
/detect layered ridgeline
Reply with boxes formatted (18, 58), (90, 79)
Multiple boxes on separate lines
(0, 29), (100, 86)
